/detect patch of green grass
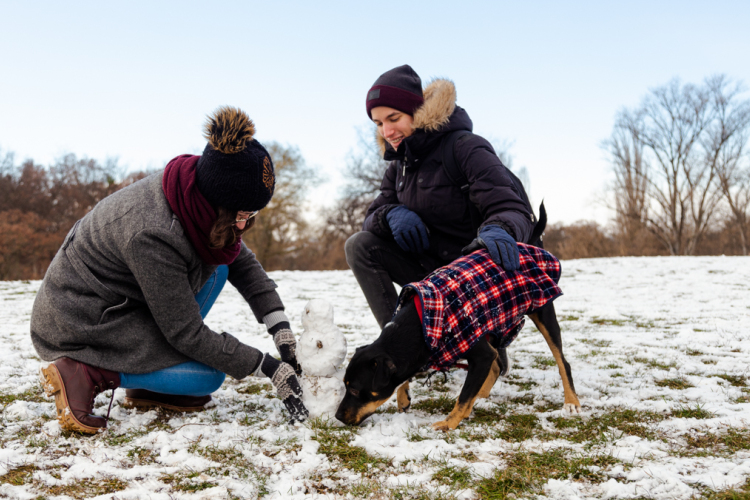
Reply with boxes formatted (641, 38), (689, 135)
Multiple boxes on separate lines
(432, 463), (473, 489)
(549, 408), (665, 443)
(559, 314), (580, 322)
(310, 420), (391, 474)
(591, 317), (626, 327)
(532, 356), (556, 370)
(703, 359), (718, 365)
(671, 404), (714, 419)
(103, 429), (148, 447)
(504, 375), (537, 391)
(492, 414), (540, 442)
(714, 374), (746, 387)
(655, 377), (694, 390)
(686, 349), (703, 356)
(236, 382), (268, 395)
(470, 403), (508, 425)
(475, 449), (619, 499)
(634, 357), (678, 370)
(161, 470), (215, 493)
(412, 395), (455, 415)
(611, 372), (625, 378)
(684, 428), (750, 455)
(0, 464), (37, 485)
(605, 363), (621, 369)
(42, 477), (128, 498)
(704, 478), (750, 499)
(0, 388), (47, 408)
(508, 394), (535, 406)
(579, 338), (612, 348)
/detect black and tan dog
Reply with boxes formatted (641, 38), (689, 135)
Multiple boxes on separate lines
(335, 212), (581, 431)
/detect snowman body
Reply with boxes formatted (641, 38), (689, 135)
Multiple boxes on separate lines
(297, 299), (347, 419)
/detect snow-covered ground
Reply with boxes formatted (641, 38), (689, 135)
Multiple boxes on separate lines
(1, 256), (749, 499)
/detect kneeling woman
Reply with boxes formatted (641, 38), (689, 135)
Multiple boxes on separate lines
(31, 107), (308, 434)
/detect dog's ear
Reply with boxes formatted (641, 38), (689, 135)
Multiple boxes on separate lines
(373, 356), (397, 391)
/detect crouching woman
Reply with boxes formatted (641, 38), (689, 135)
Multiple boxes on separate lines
(31, 107), (308, 434)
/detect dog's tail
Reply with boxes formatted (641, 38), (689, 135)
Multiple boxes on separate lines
(528, 201), (547, 248)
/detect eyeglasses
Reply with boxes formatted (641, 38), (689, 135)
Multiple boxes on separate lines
(235, 211), (259, 224)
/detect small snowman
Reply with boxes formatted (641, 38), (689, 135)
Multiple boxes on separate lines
(297, 299), (347, 419)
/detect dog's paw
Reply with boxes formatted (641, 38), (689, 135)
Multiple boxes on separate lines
(562, 403), (582, 415)
(432, 420), (456, 432)
(397, 383), (411, 413)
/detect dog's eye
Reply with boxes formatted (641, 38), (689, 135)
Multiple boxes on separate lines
(349, 388), (360, 397)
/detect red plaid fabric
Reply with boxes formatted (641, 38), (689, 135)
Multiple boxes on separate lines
(399, 244), (562, 371)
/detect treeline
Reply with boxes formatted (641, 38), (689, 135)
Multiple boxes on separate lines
(0, 151), (150, 279)
(2, 74), (749, 280)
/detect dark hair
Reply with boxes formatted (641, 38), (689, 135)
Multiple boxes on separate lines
(209, 206), (254, 248)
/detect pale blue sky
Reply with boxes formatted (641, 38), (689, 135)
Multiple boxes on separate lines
(2, 1), (749, 224)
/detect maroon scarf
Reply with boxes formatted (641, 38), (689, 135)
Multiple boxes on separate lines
(162, 155), (241, 266)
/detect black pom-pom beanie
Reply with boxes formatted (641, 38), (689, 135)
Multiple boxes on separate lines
(195, 106), (276, 212)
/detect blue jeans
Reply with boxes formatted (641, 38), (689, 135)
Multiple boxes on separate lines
(119, 265), (229, 396)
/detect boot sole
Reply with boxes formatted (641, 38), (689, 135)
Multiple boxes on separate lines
(122, 397), (207, 412)
(39, 364), (103, 435)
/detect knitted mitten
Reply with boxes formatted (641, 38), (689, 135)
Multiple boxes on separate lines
(256, 353), (308, 423)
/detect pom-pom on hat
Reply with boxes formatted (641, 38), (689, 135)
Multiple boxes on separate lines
(366, 64), (424, 118)
(195, 106), (275, 212)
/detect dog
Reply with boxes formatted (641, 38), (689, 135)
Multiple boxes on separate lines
(335, 206), (581, 431)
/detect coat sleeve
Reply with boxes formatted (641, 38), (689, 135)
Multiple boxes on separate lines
(362, 161), (400, 237)
(124, 229), (260, 379)
(227, 241), (284, 323)
(455, 135), (533, 243)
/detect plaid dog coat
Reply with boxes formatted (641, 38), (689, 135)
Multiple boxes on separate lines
(399, 244), (562, 371)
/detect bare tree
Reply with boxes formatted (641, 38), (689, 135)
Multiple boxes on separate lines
(603, 112), (652, 254)
(242, 142), (320, 269)
(606, 78), (733, 255)
(324, 126), (389, 239)
(704, 76), (750, 254)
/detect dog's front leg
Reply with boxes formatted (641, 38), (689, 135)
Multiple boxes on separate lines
(396, 381), (411, 412)
(433, 339), (497, 431)
(528, 303), (581, 414)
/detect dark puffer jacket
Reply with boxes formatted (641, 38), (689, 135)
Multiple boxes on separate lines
(363, 79), (533, 264)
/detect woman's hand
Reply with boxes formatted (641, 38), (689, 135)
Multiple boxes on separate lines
(273, 328), (301, 375)
(257, 353), (309, 423)
(386, 206), (430, 253)
(476, 225), (520, 271)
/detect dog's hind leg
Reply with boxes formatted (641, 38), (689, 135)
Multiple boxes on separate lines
(477, 358), (501, 399)
(433, 339), (497, 431)
(397, 381), (411, 412)
(528, 302), (581, 414)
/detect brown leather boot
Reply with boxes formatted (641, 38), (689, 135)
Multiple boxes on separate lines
(123, 389), (211, 412)
(40, 357), (120, 434)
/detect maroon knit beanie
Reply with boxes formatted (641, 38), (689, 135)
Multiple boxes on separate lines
(366, 64), (424, 118)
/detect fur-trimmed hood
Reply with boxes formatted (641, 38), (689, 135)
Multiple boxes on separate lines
(376, 78), (472, 157)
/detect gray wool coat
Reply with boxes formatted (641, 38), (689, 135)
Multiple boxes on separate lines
(30, 173), (282, 379)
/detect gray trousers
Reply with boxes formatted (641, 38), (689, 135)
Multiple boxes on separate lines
(345, 231), (442, 329)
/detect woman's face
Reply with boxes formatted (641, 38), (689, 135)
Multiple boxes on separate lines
(371, 106), (414, 151)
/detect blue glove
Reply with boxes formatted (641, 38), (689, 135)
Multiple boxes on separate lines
(385, 206), (430, 253)
(477, 225), (520, 271)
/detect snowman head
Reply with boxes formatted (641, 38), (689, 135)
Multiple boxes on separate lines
(302, 299), (334, 331)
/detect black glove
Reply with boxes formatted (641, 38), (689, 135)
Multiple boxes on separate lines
(462, 225), (520, 271)
(258, 353), (308, 423)
(385, 206), (430, 253)
(270, 323), (301, 375)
